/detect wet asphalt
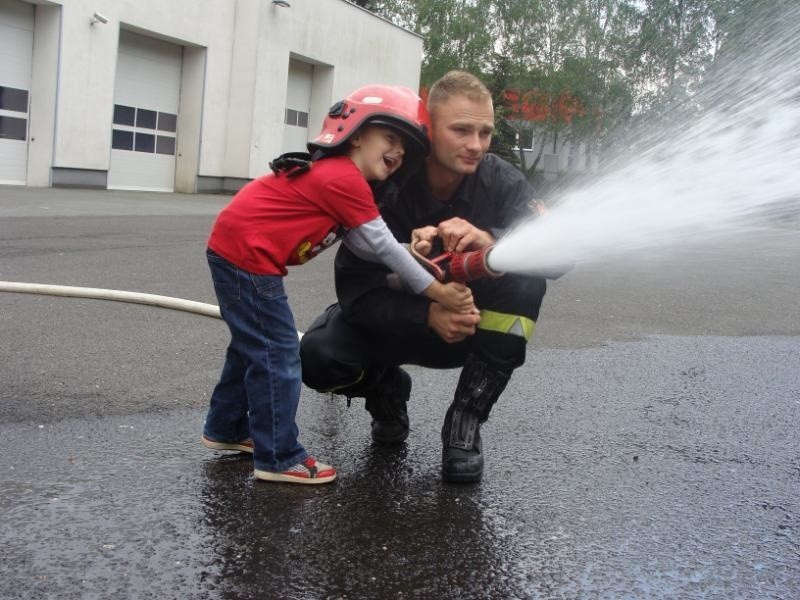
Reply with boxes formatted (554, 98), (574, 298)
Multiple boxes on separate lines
(1, 187), (799, 599)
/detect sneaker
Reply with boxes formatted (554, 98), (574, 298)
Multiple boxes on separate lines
(254, 457), (337, 485)
(202, 435), (254, 454)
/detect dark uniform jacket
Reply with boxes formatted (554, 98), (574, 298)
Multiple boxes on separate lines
(334, 153), (539, 338)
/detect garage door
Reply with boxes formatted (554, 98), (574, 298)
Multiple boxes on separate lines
(108, 30), (181, 192)
(0, 0), (34, 185)
(282, 59), (313, 154)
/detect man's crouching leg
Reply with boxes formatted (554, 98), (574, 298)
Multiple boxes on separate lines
(441, 273), (545, 483)
(441, 354), (511, 483)
(300, 304), (411, 444)
(364, 367), (411, 444)
(319, 365), (411, 444)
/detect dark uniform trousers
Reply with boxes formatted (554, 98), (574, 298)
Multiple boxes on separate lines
(300, 273), (547, 394)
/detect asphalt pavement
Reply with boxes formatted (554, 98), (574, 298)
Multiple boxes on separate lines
(1, 186), (799, 599)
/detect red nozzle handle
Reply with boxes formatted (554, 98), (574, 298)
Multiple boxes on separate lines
(448, 246), (503, 283)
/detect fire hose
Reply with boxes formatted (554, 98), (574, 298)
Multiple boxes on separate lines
(0, 281), (222, 319)
(0, 247), (501, 321)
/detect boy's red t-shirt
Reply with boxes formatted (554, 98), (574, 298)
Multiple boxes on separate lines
(207, 156), (380, 275)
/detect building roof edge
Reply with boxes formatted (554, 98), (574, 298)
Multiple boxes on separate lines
(335, 0), (423, 40)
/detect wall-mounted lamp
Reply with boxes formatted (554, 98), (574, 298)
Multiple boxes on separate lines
(90, 11), (109, 25)
(272, 0), (291, 7)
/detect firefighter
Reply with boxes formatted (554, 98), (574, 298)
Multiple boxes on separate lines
(300, 71), (558, 483)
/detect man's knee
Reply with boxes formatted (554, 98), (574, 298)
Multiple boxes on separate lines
(469, 275), (547, 371)
(299, 304), (366, 392)
(473, 274), (545, 319)
(299, 332), (342, 392)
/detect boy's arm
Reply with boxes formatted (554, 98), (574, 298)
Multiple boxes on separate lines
(343, 217), (434, 294)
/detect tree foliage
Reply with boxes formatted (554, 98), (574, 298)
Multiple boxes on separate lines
(365, 0), (751, 174)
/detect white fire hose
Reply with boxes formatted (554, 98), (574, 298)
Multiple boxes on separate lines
(0, 281), (313, 338)
(0, 281), (222, 319)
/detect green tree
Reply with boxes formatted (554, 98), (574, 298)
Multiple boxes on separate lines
(368, 0), (737, 178)
(414, 0), (494, 85)
(486, 52), (520, 166)
(624, 0), (717, 111)
(563, 0), (637, 167)
(498, 0), (617, 175)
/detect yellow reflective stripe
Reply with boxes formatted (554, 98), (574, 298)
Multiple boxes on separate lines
(477, 310), (536, 340)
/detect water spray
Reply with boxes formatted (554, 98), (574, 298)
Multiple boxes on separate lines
(486, 3), (800, 277)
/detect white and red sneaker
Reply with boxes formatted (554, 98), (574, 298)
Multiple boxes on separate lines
(254, 457), (337, 485)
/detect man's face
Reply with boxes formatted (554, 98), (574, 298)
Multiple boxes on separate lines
(429, 94), (494, 175)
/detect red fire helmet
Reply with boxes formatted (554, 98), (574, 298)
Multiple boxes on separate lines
(308, 84), (431, 159)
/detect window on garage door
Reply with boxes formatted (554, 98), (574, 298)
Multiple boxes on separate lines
(0, 85), (29, 141)
(284, 108), (309, 128)
(111, 104), (177, 155)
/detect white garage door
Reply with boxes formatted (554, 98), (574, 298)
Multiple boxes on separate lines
(282, 59), (313, 154)
(109, 30), (181, 192)
(0, 0), (34, 185)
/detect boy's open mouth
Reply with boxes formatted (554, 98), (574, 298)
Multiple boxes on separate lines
(383, 155), (400, 169)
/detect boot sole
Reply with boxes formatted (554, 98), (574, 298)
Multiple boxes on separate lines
(372, 429), (409, 445)
(441, 470), (482, 483)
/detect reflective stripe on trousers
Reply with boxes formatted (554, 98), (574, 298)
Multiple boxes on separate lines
(477, 309), (536, 341)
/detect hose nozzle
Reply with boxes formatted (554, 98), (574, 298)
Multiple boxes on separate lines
(410, 244), (503, 283)
(446, 245), (503, 283)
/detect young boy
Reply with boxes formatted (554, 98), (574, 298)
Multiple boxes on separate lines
(201, 85), (473, 484)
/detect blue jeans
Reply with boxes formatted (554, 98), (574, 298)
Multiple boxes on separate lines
(204, 249), (307, 472)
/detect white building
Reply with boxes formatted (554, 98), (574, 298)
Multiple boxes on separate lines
(0, 0), (423, 193)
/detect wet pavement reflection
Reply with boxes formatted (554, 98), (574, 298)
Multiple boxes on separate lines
(2, 336), (798, 598)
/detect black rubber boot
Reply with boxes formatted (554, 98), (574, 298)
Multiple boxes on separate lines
(441, 355), (510, 483)
(364, 367), (412, 445)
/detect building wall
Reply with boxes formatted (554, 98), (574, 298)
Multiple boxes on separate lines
(514, 135), (597, 179)
(6, 0), (423, 192)
(230, 0), (424, 183)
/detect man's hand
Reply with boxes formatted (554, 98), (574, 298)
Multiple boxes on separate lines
(427, 303), (481, 343)
(437, 217), (495, 253)
(410, 226), (438, 256)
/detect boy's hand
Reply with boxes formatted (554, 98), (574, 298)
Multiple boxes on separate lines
(411, 226), (438, 257)
(424, 281), (474, 314)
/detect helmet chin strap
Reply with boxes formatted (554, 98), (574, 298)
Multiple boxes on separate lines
(268, 152), (313, 178)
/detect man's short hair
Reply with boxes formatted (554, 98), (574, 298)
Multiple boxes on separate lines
(427, 71), (491, 113)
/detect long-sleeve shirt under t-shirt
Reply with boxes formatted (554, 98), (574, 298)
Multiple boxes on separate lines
(207, 155), (434, 294)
